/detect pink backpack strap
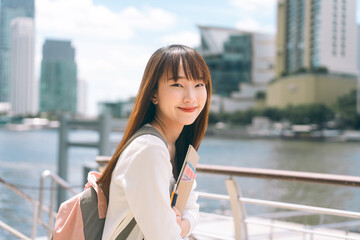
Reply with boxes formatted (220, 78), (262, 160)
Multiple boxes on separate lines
(84, 171), (107, 219)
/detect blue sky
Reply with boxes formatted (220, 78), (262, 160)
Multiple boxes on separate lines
(34, 0), (359, 116)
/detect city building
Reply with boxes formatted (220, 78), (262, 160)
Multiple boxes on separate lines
(39, 40), (77, 115)
(198, 25), (275, 112)
(0, 0), (34, 103)
(268, 0), (358, 109)
(267, 73), (357, 108)
(275, 0), (357, 76)
(9, 17), (37, 116)
(98, 98), (134, 118)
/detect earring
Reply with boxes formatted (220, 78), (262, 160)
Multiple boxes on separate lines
(152, 97), (158, 105)
(153, 100), (158, 105)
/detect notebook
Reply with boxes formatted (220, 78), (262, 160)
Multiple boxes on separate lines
(174, 145), (199, 213)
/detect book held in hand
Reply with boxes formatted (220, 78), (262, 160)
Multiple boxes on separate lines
(171, 145), (199, 213)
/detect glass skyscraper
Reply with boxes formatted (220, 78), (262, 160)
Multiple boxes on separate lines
(40, 40), (77, 115)
(198, 26), (274, 97)
(205, 35), (252, 96)
(0, 0), (34, 102)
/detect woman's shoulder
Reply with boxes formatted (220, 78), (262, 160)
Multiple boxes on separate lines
(120, 133), (169, 161)
(131, 133), (167, 149)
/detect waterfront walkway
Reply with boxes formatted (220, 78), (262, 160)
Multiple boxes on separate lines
(193, 213), (360, 240)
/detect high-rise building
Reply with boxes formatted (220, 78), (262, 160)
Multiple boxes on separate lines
(9, 17), (36, 116)
(198, 26), (275, 112)
(0, 0), (34, 103)
(267, 0), (358, 109)
(276, 0), (357, 77)
(39, 40), (77, 114)
(198, 26), (275, 96)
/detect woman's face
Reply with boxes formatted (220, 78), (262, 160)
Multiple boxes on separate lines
(153, 63), (207, 128)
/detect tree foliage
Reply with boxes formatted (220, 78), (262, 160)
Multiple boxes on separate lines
(209, 90), (360, 129)
(334, 90), (360, 129)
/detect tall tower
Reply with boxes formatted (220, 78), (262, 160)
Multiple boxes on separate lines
(0, 0), (34, 103)
(9, 17), (36, 116)
(275, 0), (357, 77)
(39, 40), (77, 115)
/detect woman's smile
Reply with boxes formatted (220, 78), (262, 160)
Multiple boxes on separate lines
(178, 106), (198, 113)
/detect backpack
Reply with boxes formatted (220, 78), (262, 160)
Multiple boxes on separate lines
(52, 125), (167, 240)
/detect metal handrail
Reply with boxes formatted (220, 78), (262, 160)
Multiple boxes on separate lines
(194, 165), (360, 240)
(95, 160), (360, 187)
(0, 176), (58, 239)
(197, 163), (360, 187)
(196, 191), (360, 219)
(0, 220), (31, 240)
(0, 170), (78, 240)
(35, 170), (78, 239)
(196, 191), (360, 240)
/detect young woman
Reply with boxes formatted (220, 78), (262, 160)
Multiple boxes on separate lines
(98, 44), (212, 240)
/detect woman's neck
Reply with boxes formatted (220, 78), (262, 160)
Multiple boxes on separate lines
(150, 117), (183, 146)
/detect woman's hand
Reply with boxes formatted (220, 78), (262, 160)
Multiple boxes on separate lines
(173, 207), (190, 237)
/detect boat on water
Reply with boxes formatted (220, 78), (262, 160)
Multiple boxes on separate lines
(1, 162), (360, 240)
(5, 118), (59, 131)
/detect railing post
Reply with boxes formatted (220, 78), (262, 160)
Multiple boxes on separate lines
(31, 201), (38, 240)
(99, 112), (111, 155)
(225, 178), (248, 240)
(57, 114), (70, 208)
(48, 179), (57, 238)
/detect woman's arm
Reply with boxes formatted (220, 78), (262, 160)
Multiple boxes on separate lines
(118, 135), (183, 240)
(173, 207), (191, 237)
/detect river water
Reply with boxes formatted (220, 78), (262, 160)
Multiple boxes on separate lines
(1, 128), (360, 239)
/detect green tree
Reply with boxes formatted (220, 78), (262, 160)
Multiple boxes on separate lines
(334, 90), (360, 129)
(282, 104), (333, 127)
(255, 91), (266, 100)
(263, 107), (283, 122)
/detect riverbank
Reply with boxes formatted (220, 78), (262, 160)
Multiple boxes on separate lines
(206, 125), (360, 142)
(2, 121), (360, 143)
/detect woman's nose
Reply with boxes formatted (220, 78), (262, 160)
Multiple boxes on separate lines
(183, 87), (196, 103)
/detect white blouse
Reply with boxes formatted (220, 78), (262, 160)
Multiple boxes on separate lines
(102, 134), (200, 240)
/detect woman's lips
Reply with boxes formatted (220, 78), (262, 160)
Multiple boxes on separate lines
(178, 107), (197, 113)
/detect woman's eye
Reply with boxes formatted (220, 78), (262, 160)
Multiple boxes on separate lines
(196, 83), (204, 87)
(171, 83), (182, 87)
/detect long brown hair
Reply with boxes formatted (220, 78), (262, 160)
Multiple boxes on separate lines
(97, 45), (212, 199)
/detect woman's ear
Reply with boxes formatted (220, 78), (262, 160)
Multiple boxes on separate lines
(151, 93), (158, 105)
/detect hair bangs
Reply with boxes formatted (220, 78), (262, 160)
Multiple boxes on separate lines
(161, 45), (209, 85)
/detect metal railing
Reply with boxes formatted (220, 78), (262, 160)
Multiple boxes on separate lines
(2, 163), (360, 240)
(0, 170), (78, 240)
(57, 113), (127, 206)
(193, 164), (360, 240)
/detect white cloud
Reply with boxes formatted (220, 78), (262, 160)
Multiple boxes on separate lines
(36, 0), (177, 41)
(119, 7), (177, 32)
(236, 18), (276, 34)
(35, 0), (177, 115)
(161, 31), (200, 47)
(36, 0), (133, 41)
(230, 0), (276, 34)
(230, 0), (276, 12)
